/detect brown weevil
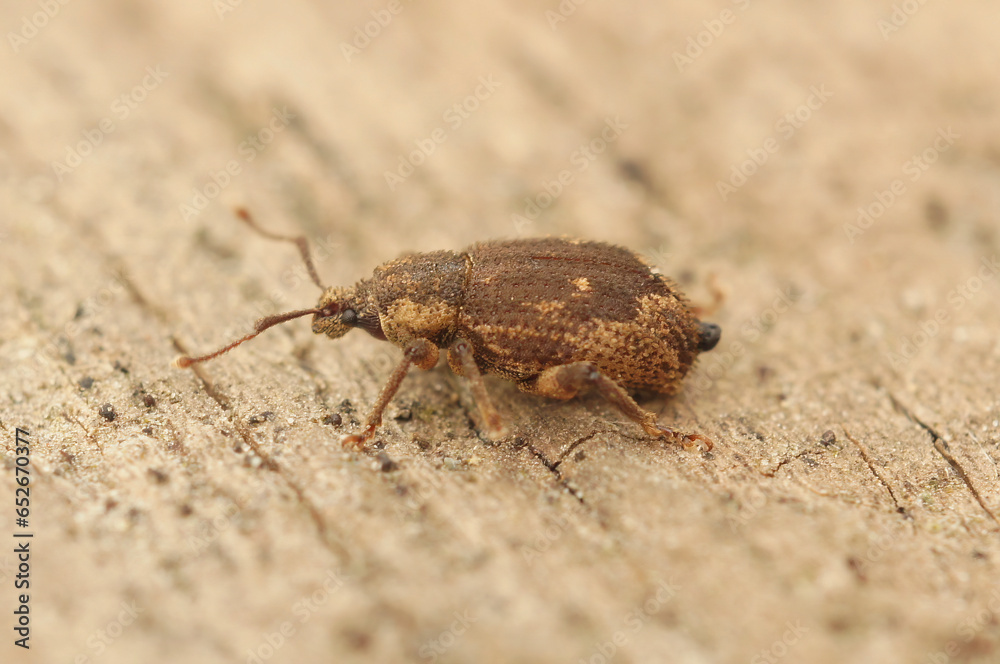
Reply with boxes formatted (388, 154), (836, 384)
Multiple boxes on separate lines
(176, 210), (721, 449)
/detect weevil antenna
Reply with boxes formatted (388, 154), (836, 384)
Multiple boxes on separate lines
(174, 307), (324, 368)
(234, 207), (325, 290)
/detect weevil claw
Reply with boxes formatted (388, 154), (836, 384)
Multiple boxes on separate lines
(682, 433), (714, 452)
(652, 424), (714, 452)
(341, 430), (374, 449)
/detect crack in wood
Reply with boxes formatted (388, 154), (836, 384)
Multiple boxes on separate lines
(120, 269), (353, 562)
(553, 432), (600, 469)
(173, 334), (352, 562)
(842, 426), (908, 517)
(63, 410), (103, 456)
(967, 431), (1000, 481)
(887, 392), (999, 527)
(526, 441), (586, 505)
(759, 446), (829, 478)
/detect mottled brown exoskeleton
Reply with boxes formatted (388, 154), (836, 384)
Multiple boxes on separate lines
(176, 210), (721, 449)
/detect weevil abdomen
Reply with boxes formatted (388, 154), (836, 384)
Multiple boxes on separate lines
(458, 238), (703, 393)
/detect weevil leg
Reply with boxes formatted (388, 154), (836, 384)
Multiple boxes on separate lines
(447, 339), (508, 440)
(343, 338), (439, 448)
(520, 362), (712, 451)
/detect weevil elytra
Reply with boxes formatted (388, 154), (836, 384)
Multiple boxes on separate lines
(176, 210), (721, 449)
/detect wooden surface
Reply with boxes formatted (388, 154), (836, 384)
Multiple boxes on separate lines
(2, 1), (1000, 662)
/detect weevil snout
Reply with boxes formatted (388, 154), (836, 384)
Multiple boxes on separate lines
(311, 288), (356, 339)
(697, 322), (721, 352)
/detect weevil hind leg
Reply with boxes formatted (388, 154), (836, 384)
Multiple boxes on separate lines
(343, 338), (439, 448)
(447, 339), (508, 440)
(519, 362), (712, 451)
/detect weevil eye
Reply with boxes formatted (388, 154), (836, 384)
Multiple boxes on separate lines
(316, 304), (340, 319)
(341, 309), (357, 326)
(697, 322), (721, 352)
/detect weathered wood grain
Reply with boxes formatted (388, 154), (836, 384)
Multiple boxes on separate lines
(1, 2), (999, 662)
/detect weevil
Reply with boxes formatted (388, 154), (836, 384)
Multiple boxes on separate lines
(176, 210), (722, 449)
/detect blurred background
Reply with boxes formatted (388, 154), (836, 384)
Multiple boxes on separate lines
(2, 1), (999, 663)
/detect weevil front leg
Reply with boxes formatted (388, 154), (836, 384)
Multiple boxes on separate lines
(447, 339), (508, 440)
(519, 362), (712, 451)
(343, 338), (439, 448)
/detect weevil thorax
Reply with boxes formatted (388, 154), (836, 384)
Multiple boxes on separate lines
(370, 250), (468, 348)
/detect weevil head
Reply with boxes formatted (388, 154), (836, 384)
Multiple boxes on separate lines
(696, 322), (721, 352)
(311, 283), (385, 341)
